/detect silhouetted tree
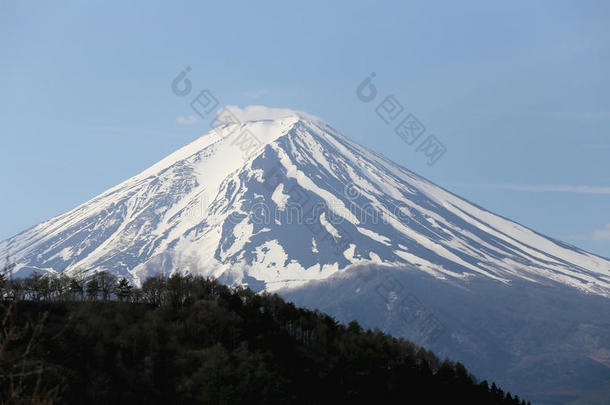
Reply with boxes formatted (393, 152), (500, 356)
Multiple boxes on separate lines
(347, 320), (363, 334)
(50, 274), (71, 300)
(1, 272), (530, 405)
(86, 278), (100, 300)
(115, 278), (133, 301)
(3, 252), (15, 282)
(96, 271), (117, 301)
(69, 278), (84, 300)
(166, 272), (191, 308)
(23, 272), (43, 301)
(141, 274), (166, 306)
(0, 271), (6, 299)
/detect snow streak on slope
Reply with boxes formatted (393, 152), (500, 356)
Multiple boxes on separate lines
(2, 106), (610, 296)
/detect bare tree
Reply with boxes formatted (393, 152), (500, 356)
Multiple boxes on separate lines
(0, 270), (6, 301)
(23, 273), (43, 301)
(3, 252), (15, 283)
(86, 278), (100, 301)
(49, 274), (71, 301)
(2, 253), (16, 300)
(69, 278), (84, 301)
(6, 279), (23, 301)
(0, 300), (62, 403)
(142, 274), (167, 306)
(68, 268), (87, 301)
(97, 271), (117, 301)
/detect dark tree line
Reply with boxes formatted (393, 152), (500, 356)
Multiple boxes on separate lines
(1, 271), (531, 405)
(0, 270), (138, 303)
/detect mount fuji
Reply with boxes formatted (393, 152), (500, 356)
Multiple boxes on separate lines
(3, 106), (610, 404)
(2, 106), (609, 296)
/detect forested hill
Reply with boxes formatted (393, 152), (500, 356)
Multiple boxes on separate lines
(1, 272), (529, 404)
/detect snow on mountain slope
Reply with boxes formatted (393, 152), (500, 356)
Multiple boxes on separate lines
(2, 106), (610, 296)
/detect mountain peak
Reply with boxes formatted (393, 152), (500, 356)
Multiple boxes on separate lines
(3, 112), (610, 297)
(218, 105), (323, 124)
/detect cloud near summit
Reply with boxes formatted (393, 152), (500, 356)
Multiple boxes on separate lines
(218, 105), (322, 124)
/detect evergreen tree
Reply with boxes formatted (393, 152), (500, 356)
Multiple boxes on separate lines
(2, 273), (530, 405)
(115, 278), (133, 301)
(347, 320), (363, 334)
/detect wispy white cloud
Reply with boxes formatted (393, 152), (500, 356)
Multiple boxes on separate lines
(572, 224), (610, 243)
(462, 183), (610, 195)
(218, 105), (321, 123)
(592, 224), (610, 241)
(176, 115), (199, 125)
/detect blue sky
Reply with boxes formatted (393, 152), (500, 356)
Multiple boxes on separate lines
(1, 0), (609, 257)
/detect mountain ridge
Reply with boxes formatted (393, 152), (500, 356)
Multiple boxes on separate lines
(2, 106), (610, 298)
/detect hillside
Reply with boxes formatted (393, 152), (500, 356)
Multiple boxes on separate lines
(0, 273), (528, 405)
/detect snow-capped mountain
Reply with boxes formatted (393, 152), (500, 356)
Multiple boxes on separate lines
(2, 106), (610, 297)
(4, 106), (610, 403)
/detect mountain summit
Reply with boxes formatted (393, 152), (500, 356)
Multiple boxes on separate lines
(4, 106), (610, 402)
(3, 106), (610, 296)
